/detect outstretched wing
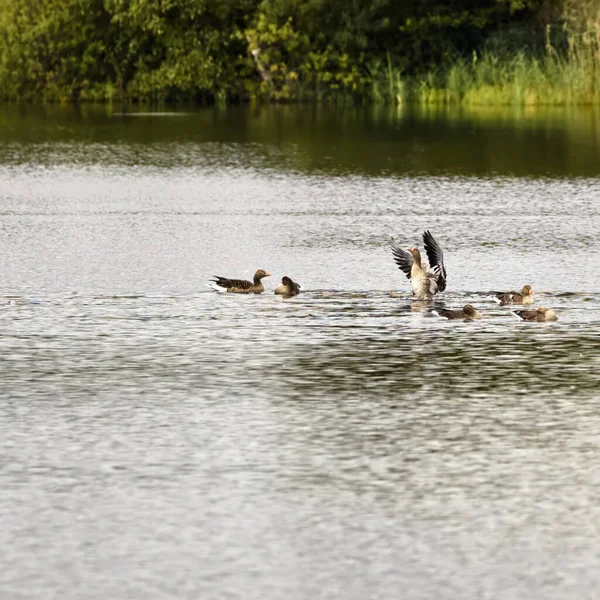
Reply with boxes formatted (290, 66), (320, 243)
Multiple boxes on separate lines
(390, 239), (413, 279)
(422, 230), (447, 292)
(212, 276), (253, 290)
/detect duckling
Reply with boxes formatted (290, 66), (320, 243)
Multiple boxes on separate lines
(432, 304), (482, 320)
(494, 285), (534, 305)
(512, 307), (558, 322)
(209, 269), (270, 294)
(274, 276), (301, 297)
(391, 230), (447, 300)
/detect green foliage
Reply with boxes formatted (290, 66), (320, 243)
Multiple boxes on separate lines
(1, 0), (599, 105)
(103, 0), (260, 102)
(0, 0), (112, 101)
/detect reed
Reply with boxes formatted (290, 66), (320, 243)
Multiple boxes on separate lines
(410, 23), (600, 106)
(366, 53), (406, 104)
(386, 52), (406, 104)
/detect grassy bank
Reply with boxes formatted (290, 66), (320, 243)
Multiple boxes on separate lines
(3, 44), (600, 107)
(411, 40), (600, 106)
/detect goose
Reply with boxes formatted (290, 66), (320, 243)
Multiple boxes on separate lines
(274, 276), (301, 297)
(494, 285), (534, 305)
(432, 304), (482, 320)
(512, 307), (558, 322)
(391, 230), (447, 299)
(209, 269), (270, 294)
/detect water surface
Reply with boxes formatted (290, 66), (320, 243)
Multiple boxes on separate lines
(1, 104), (599, 600)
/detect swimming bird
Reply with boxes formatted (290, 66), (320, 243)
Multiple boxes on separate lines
(494, 285), (534, 305)
(209, 269), (271, 294)
(274, 276), (301, 297)
(391, 230), (447, 299)
(432, 304), (482, 320)
(512, 307), (558, 322)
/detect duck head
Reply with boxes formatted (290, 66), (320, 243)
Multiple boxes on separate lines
(522, 285), (534, 296)
(253, 269), (271, 281)
(463, 304), (482, 319)
(537, 307), (557, 321)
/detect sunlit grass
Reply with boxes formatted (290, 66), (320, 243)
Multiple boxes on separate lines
(411, 33), (600, 106)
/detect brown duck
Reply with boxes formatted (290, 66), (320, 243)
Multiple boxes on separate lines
(512, 307), (558, 322)
(432, 304), (482, 320)
(210, 269), (270, 294)
(494, 285), (534, 305)
(391, 230), (447, 300)
(274, 276), (301, 297)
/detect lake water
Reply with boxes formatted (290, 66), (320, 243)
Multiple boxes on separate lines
(1, 104), (600, 599)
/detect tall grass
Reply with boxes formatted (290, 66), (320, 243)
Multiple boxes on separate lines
(410, 23), (600, 106)
(367, 53), (406, 104)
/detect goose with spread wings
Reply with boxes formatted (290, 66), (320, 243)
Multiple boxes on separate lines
(391, 230), (447, 299)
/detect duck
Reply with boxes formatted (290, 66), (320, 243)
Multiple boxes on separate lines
(274, 276), (301, 297)
(391, 230), (447, 299)
(432, 304), (482, 320)
(209, 269), (270, 294)
(512, 307), (558, 322)
(494, 285), (534, 305)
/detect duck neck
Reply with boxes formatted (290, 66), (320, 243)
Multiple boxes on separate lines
(411, 251), (422, 272)
(253, 274), (262, 285)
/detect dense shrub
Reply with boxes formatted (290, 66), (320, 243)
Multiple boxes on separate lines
(2, 0), (598, 105)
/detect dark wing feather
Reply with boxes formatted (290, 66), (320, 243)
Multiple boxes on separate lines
(212, 276), (253, 290)
(436, 308), (458, 320)
(390, 239), (413, 279)
(495, 291), (520, 305)
(512, 309), (535, 321)
(422, 230), (447, 292)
